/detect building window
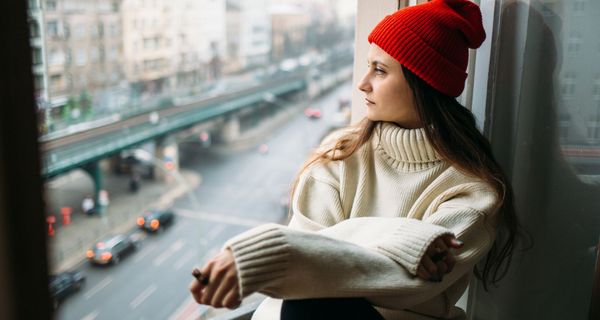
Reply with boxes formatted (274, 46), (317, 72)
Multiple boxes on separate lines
(45, 0), (56, 11)
(63, 23), (70, 39)
(587, 114), (600, 144)
(28, 0), (39, 10)
(574, 0), (586, 13)
(558, 112), (571, 142)
(46, 21), (59, 38)
(593, 76), (600, 100)
(65, 49), (72, 66)
(29, 20), (40, 38)
(48, 49), (64, 66)
(32, 48), (43, 66)
(50, 74), (62, 89)
(34, 74), (44, 91)
(74, 25), (86, 39)
(567, 31), (582, 56)
(76, 50), (87, 66)
(561, 72), (576, 100)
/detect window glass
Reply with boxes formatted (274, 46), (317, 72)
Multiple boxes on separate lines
(471, 1), (600, 319)
(31, 0), (356, 318)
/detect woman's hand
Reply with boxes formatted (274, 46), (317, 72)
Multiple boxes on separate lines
(416, 235), (463, 282)
(189, 248), (241, 309)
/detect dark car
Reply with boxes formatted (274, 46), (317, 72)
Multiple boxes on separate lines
(86, 234), (138, 265)
(115, 150), (154, 179)
(136, 209), (175, 233)
(48, 270), (85, 309)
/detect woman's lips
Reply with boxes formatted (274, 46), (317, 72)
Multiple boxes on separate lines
(365, 98), (375, 105)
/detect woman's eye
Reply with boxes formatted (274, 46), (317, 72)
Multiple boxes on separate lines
(374, 67), (385, 75)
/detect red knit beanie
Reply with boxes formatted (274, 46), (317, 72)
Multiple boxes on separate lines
(368, 0), (486, 97)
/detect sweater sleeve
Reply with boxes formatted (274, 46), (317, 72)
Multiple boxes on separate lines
(223, 176), (498, 308)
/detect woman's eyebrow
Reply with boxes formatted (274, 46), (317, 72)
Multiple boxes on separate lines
(368, 60), (389, 68)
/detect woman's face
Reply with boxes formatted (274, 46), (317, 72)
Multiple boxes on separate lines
(358, 44), (421, 128)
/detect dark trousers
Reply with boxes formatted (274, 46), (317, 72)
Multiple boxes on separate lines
(280, 298), (385, 320)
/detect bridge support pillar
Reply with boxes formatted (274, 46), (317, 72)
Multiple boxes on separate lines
(220, 116), (240, 143)
(82, 161), (104, 214)
(155, 136), (179, 183)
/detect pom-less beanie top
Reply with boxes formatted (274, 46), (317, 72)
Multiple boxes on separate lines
(368, 0), (486, 97)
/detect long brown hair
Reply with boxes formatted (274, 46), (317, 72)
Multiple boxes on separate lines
(290, 66), (519, 290)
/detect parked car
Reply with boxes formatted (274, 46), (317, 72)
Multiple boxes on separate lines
(48, 270), (85, 309)
(86, 234), (138, 265)
(304, 107), (322, 119)
(136, 209), (176, 233)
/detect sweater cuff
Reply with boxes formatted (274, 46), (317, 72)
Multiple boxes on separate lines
(375, 219), (453, 275)
(223, 224), (291, 298)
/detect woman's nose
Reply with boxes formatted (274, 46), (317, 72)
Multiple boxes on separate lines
(358, 74), (371, 92)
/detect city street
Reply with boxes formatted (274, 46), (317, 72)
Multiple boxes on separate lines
(54, 81), (353, 320)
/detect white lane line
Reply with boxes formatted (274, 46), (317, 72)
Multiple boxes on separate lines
(81, 310), (99, 320)
(133, 243), (158, 263)
(153, 239), (185, 266)
(84, 277), (113, 300)
(174, 208), (268, 227)
(174, 250), (197, 271)
(129, 284), (157, 309)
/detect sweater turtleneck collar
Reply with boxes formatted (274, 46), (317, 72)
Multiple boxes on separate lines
(375, 122), (443, 167)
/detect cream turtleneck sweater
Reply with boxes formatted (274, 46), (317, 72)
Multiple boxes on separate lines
(224, 122), (500, 320)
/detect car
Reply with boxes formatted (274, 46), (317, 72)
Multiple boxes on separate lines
(304, 107), (322, 119)
(86, 234), (138, 265)
(136, 209), (176, 233)
(48, 270), (85, 309)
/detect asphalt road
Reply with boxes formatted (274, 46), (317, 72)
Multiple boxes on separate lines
(56, 81), (353, 320)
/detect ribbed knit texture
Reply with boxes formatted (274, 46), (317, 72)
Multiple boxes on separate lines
(368, 0), (486, 97)
(225, 122), (499, 320)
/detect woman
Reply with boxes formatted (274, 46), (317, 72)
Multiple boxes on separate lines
(189, 0), (519, 319)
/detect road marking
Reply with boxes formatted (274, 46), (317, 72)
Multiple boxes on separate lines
(174, 250), (197, 271)
(129, 284), (157, 309)
(81, 310), (99, 320)
(174, 208), (269, 227)
(84, 276), (113, 300)
(153, 239), (185, 266)
(133, 243), (157, 263)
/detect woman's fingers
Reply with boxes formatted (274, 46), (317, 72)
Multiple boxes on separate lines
(422, 235), (465, 281)
(435, 259), (447, 279)
(200, 261), (218, 305)
(417, 264), (431, 280)
(195, 249), (239, 308)
(189, 278), (204, 303)
(222, 284), (241, 309)
(211, 271), (238, 308)
(442, 235), (464, 249)
(433, 238), (449, 253)
(421, 254), (438, 277)
(445, 251), (456, 273)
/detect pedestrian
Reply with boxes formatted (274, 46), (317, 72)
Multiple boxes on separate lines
(129, 173), (140, 193)
(189, 1), (520, 319)
(81, 195), (94, 216)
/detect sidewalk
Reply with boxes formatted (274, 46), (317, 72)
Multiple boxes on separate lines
(45, 168), (201, 274)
